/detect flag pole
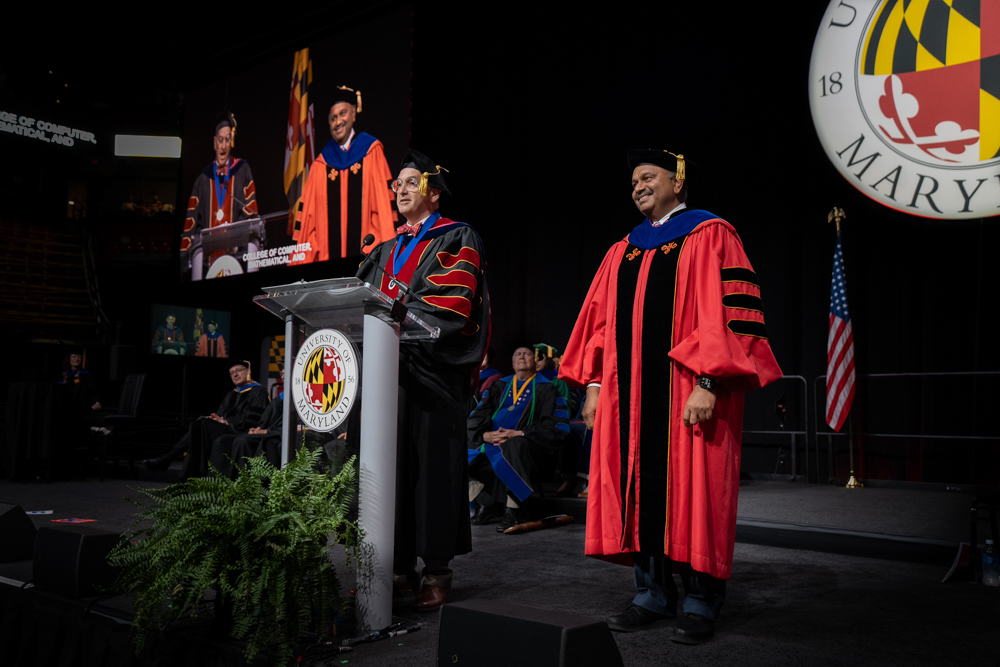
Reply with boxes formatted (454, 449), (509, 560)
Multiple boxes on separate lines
(845, 409), (863, 488)
(828, 207), (863, 489)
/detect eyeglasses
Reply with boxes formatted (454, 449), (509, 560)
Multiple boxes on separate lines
(391, 177), (420, 194)
(215, 134), (233, 144)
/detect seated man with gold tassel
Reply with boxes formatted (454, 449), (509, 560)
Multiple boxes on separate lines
(467, 344), (570, 531)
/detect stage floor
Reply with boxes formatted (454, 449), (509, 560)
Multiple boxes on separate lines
(1, 472), (997, 666)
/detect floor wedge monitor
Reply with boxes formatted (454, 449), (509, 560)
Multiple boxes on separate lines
(438, 599), (624, 667)
(0, 503), (37, 562)
(33, 525), (120, 597)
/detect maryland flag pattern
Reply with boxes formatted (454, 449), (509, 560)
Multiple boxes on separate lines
(284, 48), (315, 235)
(268, 336), (285, 377)
(302, 345), (345, 413)
(860, 0), (1000, 162)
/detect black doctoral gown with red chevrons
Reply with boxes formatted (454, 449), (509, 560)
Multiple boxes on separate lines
(180, 157), (258, 276)
(356, 212), (490, 566)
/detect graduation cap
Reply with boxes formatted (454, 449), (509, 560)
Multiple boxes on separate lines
(401, 150), (452, 198)
(232, 359), (252, 370)
(332, 85), (362, 112)
(509, 341), (536, 357)
(533, 343), (560, 362)
(214, 111), (237, 146)
(627, 148), (687, 181)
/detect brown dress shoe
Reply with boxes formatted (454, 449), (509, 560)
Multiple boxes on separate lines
(348, 580), (414, 598)
(414, 584), (450, 611)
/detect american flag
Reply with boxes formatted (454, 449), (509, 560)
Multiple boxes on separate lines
(826, 235), (855, 432)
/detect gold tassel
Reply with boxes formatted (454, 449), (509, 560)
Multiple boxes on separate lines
(664, 150), (685, 181)
(336, 85), (361, 112)
(230, 113), (238, 148)
(418, 165), (450, 196)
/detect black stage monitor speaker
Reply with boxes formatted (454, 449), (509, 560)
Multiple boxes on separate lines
(0, 503), (38, 562)
(33, 525), (120, 597)
(438, 600), (624, 667)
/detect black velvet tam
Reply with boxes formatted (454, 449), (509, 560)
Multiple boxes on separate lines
(401, 149), (452, 198)
(627, 148), (691, 178)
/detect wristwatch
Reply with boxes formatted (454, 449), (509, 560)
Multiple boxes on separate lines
(696, 376), (722, 393)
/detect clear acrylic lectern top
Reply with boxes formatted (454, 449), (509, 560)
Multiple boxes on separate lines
(197, 217), (266, 254)
(253, 277), (440, 341)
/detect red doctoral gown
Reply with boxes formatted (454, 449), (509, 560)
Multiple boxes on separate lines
(560, 211), (782, 579)
(292, 134), (396, 264)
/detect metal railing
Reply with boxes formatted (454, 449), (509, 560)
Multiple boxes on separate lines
(742, 375), (808, 481)
(812, 371), (1000, 482)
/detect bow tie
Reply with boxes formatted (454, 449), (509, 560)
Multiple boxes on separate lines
(396, 222), (423, 236)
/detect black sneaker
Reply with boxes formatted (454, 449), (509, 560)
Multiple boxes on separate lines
(605, 604), (672, 632)
(671, 612), (714, 644)
(471, 502), (504, 525)
(142, 455), (172, 472)
(496, 506), (530, 533)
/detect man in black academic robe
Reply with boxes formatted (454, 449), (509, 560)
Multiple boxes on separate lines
(143, 360), (269, 478)
(356, 150), (490, 611)
(208, 395), (283, 479)
(180, 112), (258, 280)
(467, 345), (570, 530)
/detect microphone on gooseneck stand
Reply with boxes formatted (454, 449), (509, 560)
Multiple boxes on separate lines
(359, 233), (429, 307)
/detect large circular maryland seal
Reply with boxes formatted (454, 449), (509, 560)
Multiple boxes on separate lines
(810, 0), (1000, 219)
(291, 329), (359, 432)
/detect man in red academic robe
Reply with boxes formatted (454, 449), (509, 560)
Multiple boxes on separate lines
(292, 85), (396, 263)
(194, 321), (227, 358)
(560, 149), (782, 642)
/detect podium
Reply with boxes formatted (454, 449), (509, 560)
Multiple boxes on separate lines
(254, 277), (439, 631)
(152, 340), (189, 355)
(190, 217), (266, 280)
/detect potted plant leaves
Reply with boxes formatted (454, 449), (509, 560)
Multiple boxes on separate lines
(109, 446), (360, 664)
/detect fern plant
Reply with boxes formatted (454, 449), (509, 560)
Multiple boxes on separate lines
(109, 446), (359, 665)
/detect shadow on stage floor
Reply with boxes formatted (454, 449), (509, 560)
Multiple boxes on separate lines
(0, 466), (997, 666)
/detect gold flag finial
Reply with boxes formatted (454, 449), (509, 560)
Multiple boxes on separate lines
(418, 165), (450, 196)
(664, 151), (685, 181)
(827, 207), (846, 234)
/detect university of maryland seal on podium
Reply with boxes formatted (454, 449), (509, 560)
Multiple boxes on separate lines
(292, 328), (359, 431)
(810, 0), (1000, 219)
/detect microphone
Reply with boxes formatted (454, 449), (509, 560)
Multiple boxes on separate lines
(358, 233), (430, 308)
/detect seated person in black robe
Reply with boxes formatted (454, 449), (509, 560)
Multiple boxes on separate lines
(467, 344), (570, 531)
(143, 360), (269, 477)
(59, 348), (102, 417)
(58, 348), (105, 444)
(208, 394), (283, 479)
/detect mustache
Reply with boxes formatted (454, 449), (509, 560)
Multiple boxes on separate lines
(635, 189), (653, 199)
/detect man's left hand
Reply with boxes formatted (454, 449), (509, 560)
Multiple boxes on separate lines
(683, 386), (717, 427)
(483, 430), (504, 444)
(91, 402), (101, 410)
(496, 427), (523, 441)
(209, 413), (226, 423)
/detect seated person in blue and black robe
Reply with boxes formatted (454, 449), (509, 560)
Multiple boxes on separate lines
(208, 393), (283, 479)
(143, 360), (268, 478)
(467, 344), (570, 531)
